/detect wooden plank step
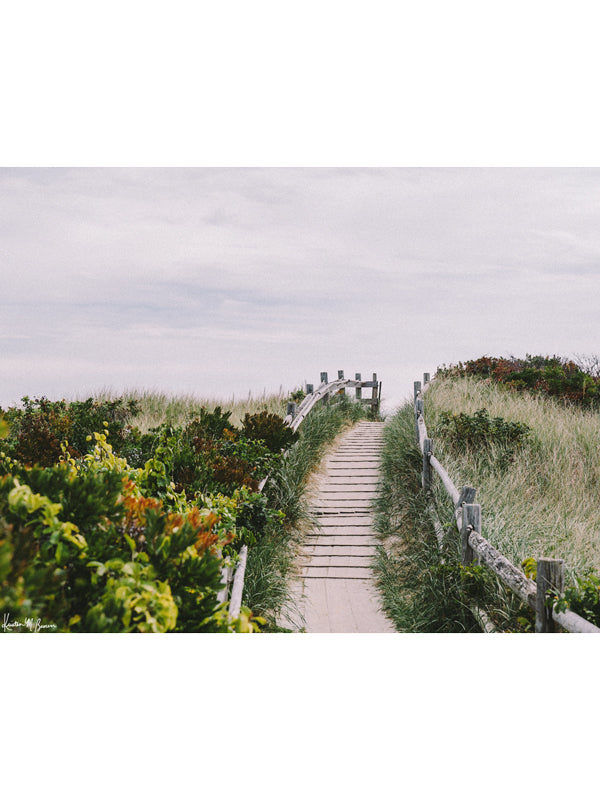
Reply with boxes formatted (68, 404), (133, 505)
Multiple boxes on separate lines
(304, 534), (377, 546)
(315, 502), (377, 507)
(322, 476), (379, 483)
(326, 455), (381, 461)
(313, 507), (374, 514)
(325, 470), (380, 476)
(313, 492), (377, 506)
(315, 497), (377, 503)
(317, 511), (377, 516)
(301, 566), (374, 579)
(313, 530), (374, 539)
(306, 553), (373, 569)
(334, 447), (382, 452)
(317, 489), (378, 496)
(308, 545), (377, 556)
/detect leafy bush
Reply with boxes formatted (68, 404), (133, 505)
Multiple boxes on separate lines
(0, 432), (261, 632)
(289, 388), (306, 403)
(523, 557), (600, 628)
(241, 410), (299, 453)
(437, 354), (600, 407)
(0, 391), (333, 632)
(554, 572), (600, 627)
(1, 395), (141, 466)
(436, 408), (531, 452)
(185, 406), (237, 440)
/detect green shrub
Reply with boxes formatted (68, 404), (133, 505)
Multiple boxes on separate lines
(0, 435), (260, 632)
(436, 408), (531, 453)
(2, 395), (141, 466)
(241, 410), (299, 453)
(554, 572), (600, 627)
(0, 390), (323, 633)
(185, 406), (237, 440)
(437, 354), (600, 407)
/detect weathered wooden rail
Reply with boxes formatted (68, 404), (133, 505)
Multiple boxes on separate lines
(414, 374), (600, 634)
(219, 370), (381, 621)
(284, 370), (381, 431)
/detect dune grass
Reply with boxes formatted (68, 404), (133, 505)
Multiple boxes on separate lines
(373, 401), (534, 632)
(94, 387), (290, 431)
(424, 376), (600, 584)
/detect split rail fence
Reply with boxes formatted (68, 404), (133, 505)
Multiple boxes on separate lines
(415, 374), (600, 633)
(218, 370), (381, 620)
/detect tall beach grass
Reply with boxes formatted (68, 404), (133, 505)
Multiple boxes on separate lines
(374, 400), (532, 632)
(424, 375), (600, 583)
(94, 387), (290, 431)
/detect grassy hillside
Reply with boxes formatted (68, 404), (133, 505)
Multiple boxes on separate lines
(374, 355), (600, 632)
(425, 373), (600, 580)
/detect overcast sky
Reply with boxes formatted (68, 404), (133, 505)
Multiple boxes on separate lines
(1, 166), (600, 413)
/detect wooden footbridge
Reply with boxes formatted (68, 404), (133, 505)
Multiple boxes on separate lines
(285, 420), (395, 632)
(224, 370), (394, 633)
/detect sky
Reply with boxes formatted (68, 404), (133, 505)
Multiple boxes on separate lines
(2, 167), (600, 414)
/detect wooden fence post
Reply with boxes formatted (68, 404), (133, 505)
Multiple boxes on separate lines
(414, 380), (421, 404)
(413, 380), (421, 439)
(338, 370), (344, 380)
(455, 486), (477, 531)
(306, 383), (314, 395)
(415, 397), (424, 444)
(461, 503), (481, 565)
(423, 372), (430, 386)
(535, 558), (565, 633)
(355, 373), (362, 403)
(423, 438), (433, 491)
(321, 372), (328, 405)
(287, 402), (297, 419)
(371, 373), (378, 416)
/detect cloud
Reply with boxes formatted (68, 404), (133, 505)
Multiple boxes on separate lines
(2, 167), (600, 409)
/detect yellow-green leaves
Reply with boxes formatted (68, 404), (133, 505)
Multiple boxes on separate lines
(7, 478), (87, 561)
(521, 557), (537, 581)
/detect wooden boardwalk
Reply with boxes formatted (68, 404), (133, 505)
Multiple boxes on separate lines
(283, 420), (395, 633)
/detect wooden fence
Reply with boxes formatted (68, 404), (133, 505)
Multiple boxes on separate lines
(283, 370), (381, 431)
(414, 374), (600, 633)
(219, 370), (381, 620)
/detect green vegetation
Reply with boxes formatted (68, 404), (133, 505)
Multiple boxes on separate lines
(436, 408), (531, 453)
(556, 572), (600, 626)
(373, 404), (530, 632)
(0, 391), (296, 632)
(245, 395), (370, 629)
(94, 388), (289, 432)
(438, 353), (600, 408)
(375, 354), (600, 631)
(426, 370), (600, 581)
(0, 387), (368, 632)
(0, 430), (249, 632)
